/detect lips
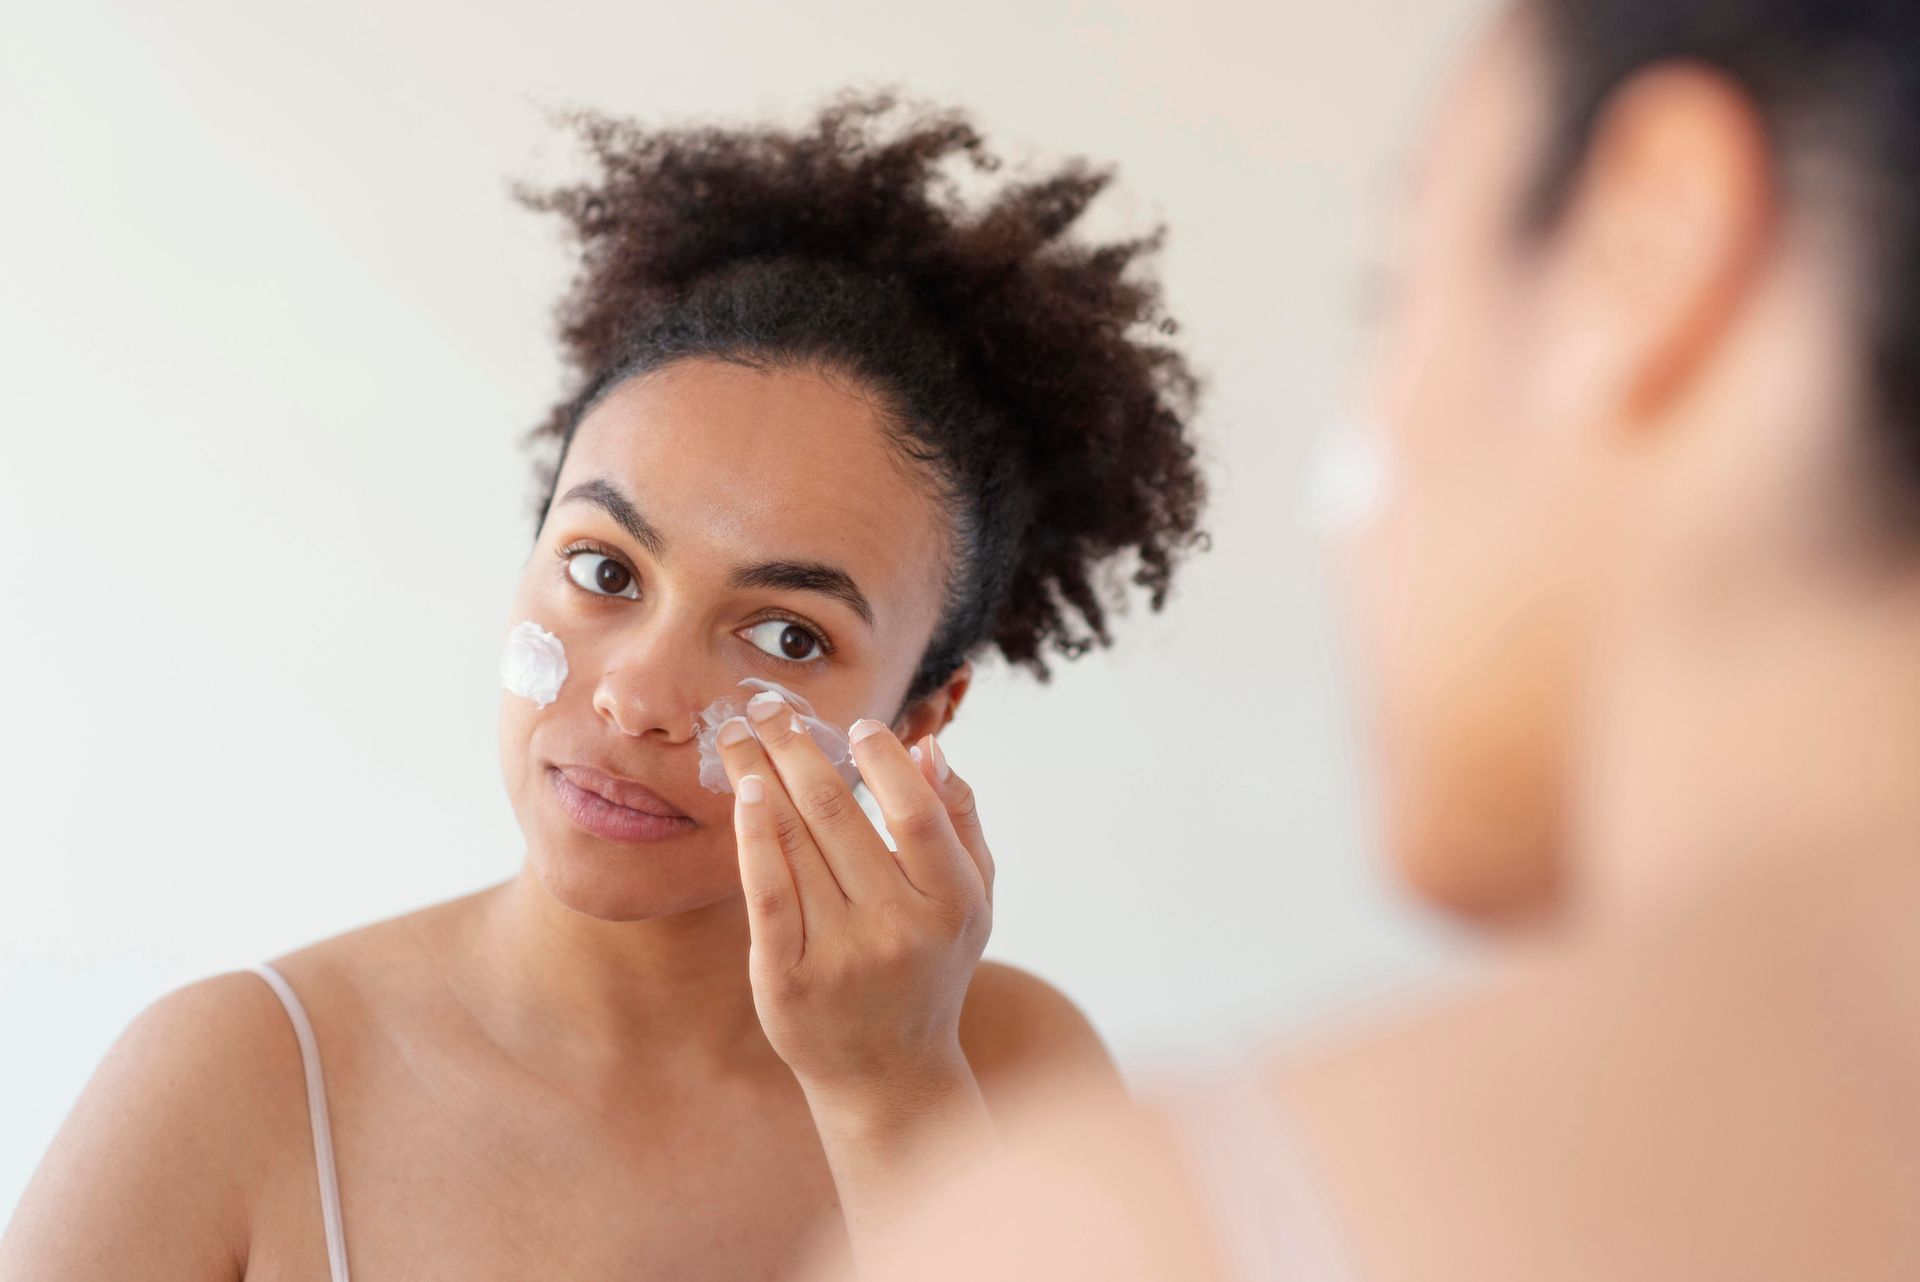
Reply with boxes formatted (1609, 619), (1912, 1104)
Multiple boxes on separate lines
(548, 763), (697, 844)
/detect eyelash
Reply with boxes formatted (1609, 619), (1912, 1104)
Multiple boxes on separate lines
(552, 539), (837, 665)
(554, 539), (636, 597)
(742, 611), (837, 668)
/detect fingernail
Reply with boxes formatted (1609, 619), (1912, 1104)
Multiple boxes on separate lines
(849, 718), (887, 745)
(928, 736), (952, 782)
(718, 717), (754, 746)
(747, 691), (787, 724)
(738, 774), (766, 804)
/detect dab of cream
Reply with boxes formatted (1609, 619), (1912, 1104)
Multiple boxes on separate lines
(693, 678), (858, 794)
(1299, 419), (1394, 536)
(500, 619), (568, 708)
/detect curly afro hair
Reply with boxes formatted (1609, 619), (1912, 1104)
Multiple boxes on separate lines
(514, 91), (1208, 705)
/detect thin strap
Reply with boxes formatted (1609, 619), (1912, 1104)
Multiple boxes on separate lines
(251, 963), (351, 1282)
(1154, 1064), (1362, 1281)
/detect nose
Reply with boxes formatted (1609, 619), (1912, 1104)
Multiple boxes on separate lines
(591, 623), (708, 742)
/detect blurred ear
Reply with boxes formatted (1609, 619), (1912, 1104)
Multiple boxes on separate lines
(1540, 63), (1775, 429)
(894, 662), (972, 744)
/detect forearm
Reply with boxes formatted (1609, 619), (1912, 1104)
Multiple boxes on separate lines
(802, 1055), (999, 1269)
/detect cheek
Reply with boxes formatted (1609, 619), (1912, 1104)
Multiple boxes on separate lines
(1350, 273), (1576, 916)
(1345, 480), (1575, 920)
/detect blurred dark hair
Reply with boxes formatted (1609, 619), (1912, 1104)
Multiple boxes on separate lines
(1527, 0), (1920, 490)
(515, 93), (1207, 705)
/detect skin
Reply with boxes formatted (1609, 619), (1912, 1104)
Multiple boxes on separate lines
(821, 8), (1920, 1280)
(0, 356), (1122, 1281)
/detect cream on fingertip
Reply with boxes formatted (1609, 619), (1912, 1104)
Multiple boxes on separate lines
(692, 678), (858, 794)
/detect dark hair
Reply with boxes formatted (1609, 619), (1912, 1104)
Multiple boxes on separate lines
(513, 93), (1207, 705)
(1526, 0), (1920, 489)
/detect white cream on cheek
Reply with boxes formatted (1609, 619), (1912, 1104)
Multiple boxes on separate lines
(1299, 418), (1396, 537)
(500, 619), (569, 708)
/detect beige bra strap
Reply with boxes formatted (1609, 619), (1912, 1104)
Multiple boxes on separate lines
(251, 963), (351, 1282)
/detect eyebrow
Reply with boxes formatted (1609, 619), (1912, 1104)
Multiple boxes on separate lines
(557, 475), (876, 627)
(730, 561), (876, 627)
(556, 477), (666, 559)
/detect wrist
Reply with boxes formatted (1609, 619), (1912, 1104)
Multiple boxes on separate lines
(799, 1045), (978, 1122)
(800, 1049), (998, 1166)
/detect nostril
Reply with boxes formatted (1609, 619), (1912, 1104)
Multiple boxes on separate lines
(592, 683), (644, 737)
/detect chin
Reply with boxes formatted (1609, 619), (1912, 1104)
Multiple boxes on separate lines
(526, 829), (743, 922)
(1384, 781), (1565, 925)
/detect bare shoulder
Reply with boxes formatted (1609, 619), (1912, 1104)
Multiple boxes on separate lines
(257, 881), (498, 1016)
(0, 970), (308, 1281)
(959, 961), (1124, 1106)
(1, 889), (493, 1281)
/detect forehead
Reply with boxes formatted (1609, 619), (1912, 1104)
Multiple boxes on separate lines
(555, 358), (951, 617)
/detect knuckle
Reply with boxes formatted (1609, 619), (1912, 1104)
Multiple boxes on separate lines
(891, 803), (948, 844)
(797, 780), (853, 824)
(936, 896), (979, 938)
(945, 780), (981, 827)
(759, 958), (808, 997)
(747, 885), (789, 919)
(771, 812), (812, 856)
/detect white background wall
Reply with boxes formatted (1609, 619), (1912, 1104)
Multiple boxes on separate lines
(0, 0), (1488, 1218)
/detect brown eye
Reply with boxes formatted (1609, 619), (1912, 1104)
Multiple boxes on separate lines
(743, 620), (825, 663)
(565, 551), (639, 600)
(596, 560), (630, 594)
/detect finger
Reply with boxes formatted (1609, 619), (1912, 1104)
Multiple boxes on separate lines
(916, 735), (994, 904)
(716, 716), (847, 912)
(745, 691), (901, 901)
(733, 774), (805, 972)
(848, 719), (981, 901)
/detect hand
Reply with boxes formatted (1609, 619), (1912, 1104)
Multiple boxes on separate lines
(715, 692), (995, 1101)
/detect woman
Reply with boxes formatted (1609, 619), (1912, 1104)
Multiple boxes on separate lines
(825, 3), (1920, 1279)
(0, 95), (1205, 1280)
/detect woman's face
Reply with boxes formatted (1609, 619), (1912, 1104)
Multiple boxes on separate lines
(1346, 16), (1598, 920)
(498, 358), (955, 921)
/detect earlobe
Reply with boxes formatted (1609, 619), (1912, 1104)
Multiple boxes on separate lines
(891, 662), (974, 743)
(1560, 64), (1776, 425)
(939, 662), (974, 732)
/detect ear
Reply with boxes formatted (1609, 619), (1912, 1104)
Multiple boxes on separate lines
(893, 662), (973, 744)
(1543, 63), (1775, 427)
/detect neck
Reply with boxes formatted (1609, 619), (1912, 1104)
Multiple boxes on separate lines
(455, 865), (770, 1076)
(1571, 553), (1920, 932)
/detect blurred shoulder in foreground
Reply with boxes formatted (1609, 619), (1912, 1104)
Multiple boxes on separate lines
(822, 860), (1920, 1282)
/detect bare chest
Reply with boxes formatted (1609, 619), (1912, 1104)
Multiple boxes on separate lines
(244, 1051), (843, 1281)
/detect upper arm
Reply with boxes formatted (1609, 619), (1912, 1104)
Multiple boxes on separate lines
(959, 962), (1126, 1114)
(0, 971), (297, 1282)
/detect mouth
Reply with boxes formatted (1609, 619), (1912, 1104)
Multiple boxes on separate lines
(548, 763), (698, 844)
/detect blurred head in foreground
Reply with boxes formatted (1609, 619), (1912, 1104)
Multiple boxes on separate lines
(1352, 1), (1920, 923)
